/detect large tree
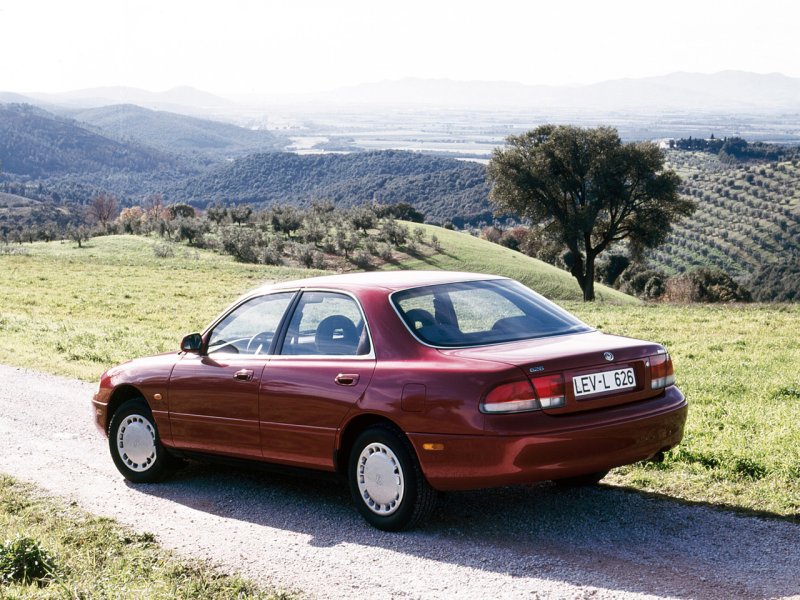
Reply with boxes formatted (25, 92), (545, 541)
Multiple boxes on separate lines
(487, 125), (695, 301)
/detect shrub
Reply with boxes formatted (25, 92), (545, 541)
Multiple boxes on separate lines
(294, 243), (316, 268)
(260, 243), (283, 266)
(152, 242), (175, 259)
(664, 268), (752, 303)
(380, 218), (408, 246)
(352, 251), (372, 269)
(0, 535), (56, 586)
(481, 226), (503, 244)
(378, 243), (393, 261)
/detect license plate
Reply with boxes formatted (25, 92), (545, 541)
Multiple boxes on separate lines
(573, 368), (636, 398)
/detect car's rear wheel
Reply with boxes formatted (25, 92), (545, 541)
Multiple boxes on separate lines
(108, 398), (172, 483)
(348, 424), (436, 531)
(553, 469), (609, 487)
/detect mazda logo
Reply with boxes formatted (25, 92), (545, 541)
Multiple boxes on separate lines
(603, 352), (614, 361)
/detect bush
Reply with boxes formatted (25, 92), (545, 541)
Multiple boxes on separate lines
(597, 254), (631, 286)
(664, 268), (752, 303)
(352, 251), (372, 269)
(0, 535), (56, 585)
(378, 243), (394, 261)
(152, 242), (175, 259)
(749, 259), (800, 302)
(293, 243), (316, 268)
(380, 218), (408, 245)
(617, 265), (668, 299)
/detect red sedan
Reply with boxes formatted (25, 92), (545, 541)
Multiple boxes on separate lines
(93, 271), (687, 530)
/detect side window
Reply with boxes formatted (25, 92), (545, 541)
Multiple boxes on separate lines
(280, 292), (370, 356)
(207, 293), (294, 355)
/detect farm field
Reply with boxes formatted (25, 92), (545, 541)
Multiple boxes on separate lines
(0, 234), (798, 519)
(650, 151), (800, 279)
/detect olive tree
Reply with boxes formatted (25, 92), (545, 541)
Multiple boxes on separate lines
(487, 125), (695, 301)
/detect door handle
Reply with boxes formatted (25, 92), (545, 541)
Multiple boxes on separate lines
(233, 369), (254, 381)
(335, 373), (360, 386)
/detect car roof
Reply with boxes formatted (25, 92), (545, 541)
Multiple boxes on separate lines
(253, 270), (507, 294)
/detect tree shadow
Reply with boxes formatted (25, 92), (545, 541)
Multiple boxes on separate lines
(130, 461), (800, 599)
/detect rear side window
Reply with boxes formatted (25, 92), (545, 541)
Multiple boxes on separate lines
(280, 291), (371, 356)
(392, 279), (591, 347)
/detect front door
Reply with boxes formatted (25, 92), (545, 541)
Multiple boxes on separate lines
(168, 292), (296, 458)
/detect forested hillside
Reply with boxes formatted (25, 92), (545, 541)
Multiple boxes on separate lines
(1, 102), (798, 299)
(649, 151), (800, 283)
(0, 104), (180, 177)
(169, 150), (493, 224)
(68, 104), (285, 158)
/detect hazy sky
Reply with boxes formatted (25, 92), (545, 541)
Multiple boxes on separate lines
(2, 0), (799, 95)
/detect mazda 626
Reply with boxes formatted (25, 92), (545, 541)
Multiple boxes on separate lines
(93, 271), (686, 530)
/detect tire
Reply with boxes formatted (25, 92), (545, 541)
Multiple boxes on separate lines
(553, 469), (609, 487)
(108, 398), (173, 483)
(348, 424), (437, 531)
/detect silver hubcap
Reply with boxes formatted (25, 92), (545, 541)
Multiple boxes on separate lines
(357, 442), (405, 516)
(117, 414), (157, 472)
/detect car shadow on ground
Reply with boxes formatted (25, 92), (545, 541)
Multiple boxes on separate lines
(130, 461), (800, 600)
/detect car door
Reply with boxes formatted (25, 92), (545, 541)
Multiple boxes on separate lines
(260, 290), (376, 470)
(168, 291), (296, 459)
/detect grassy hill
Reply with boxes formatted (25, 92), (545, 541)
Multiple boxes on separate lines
(69, 104), (286, 158)
(0, 234), (798, 518)
(0, 228), (631, 379)
(395, 222), (634, 303)
(651, 151), (800, 279)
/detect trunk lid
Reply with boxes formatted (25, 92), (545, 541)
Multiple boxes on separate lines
(440, 330), (665, 414)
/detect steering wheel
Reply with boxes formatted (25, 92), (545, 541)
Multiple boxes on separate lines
(246, 331), (274, 354)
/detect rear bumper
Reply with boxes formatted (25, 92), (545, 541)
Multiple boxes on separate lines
(409, 386), (687, 491)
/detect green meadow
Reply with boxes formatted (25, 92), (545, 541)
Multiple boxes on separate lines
(1, 234), (798, 518)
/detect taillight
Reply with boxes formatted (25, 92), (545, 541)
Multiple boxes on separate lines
(481, 374), (567, 414)
(481, 380), (539, 413)
(650, 353), (675, 389)
(531, 373), (566, 409)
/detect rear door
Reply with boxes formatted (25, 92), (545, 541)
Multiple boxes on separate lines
(259, 290), (376, 470)
(168, 292), (296, 458)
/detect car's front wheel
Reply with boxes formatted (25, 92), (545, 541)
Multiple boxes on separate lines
(348, 424), (436, 531)
(108, 398), (172, 483)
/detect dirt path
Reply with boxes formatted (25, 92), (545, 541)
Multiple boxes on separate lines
(1, 363), (798, 599)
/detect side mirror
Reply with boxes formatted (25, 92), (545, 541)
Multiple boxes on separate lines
(180, 333), (203, 354)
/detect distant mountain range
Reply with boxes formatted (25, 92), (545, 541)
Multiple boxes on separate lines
(65, 104), (284, 157)
(317, 71), (800, 111)
(4, 71), (800, 116)
(27, 86), (236, 115)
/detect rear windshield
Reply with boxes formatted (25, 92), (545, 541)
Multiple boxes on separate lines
(392, 279), (592, 347)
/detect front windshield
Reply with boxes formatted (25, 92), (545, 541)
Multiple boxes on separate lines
(392, 279), (592, 347)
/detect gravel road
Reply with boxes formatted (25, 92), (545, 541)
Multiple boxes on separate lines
(0, 363), (798, 599)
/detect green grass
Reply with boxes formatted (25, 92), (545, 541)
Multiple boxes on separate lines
(1, 235), (799, 518)
(0, 475), (292, 599)
(0, 236), (320, 380)
(567, 301), (800, 518)
(395, 222), (636, 304)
